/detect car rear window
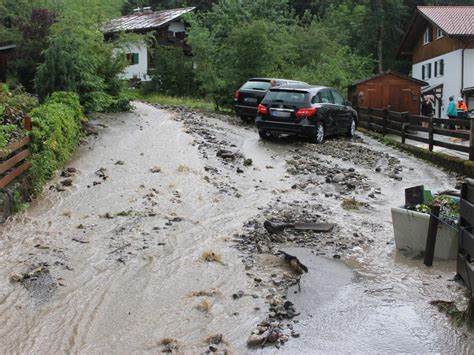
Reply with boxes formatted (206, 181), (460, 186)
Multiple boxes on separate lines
(240, 81), (271, 91)
(265, 90), (308, 104)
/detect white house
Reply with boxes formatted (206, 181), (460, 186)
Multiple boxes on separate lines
(398, 6), (474, 117)
(103, 7), (195, 82)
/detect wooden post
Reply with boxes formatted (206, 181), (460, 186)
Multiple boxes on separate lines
(24, 115), (32, 131)
(401, 113), (407, 144)
(424, 205), (440, 267)
(470, 119), (474, 161)
(428, 115), (434, 152)
(367, 107), (372, 131)
(382, 108), (388, 136)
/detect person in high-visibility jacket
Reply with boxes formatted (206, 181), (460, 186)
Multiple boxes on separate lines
(456, 97), (468, 111)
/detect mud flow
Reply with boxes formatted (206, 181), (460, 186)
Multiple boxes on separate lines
(0, 102), (472, 353)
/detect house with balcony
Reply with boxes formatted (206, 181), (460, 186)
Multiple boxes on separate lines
(398, 6), (474, 117)
(103, 7), (195, 82)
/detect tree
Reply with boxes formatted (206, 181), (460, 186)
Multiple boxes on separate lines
(35, 14), (130, 112)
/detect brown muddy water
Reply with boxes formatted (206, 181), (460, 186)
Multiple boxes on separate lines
(0, 102), (472, 354)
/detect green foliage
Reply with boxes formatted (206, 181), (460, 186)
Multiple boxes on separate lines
(147, 45), (197, 97)
(29, 91), (83, 193)
(35, 14), (131, 112)
(0, 88), (38, 148)
(13, 191), (28, 212)
(187, 0), (373, 108)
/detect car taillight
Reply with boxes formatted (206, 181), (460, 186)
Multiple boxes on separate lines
(257, 104), (268, 115)
(234, 90), (240, 100)
(295, 107), (317, 118)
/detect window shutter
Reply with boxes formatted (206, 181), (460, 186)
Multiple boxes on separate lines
(434, 61), (438, 77)
(422, 65), (425, 80)
(427, 63), (432, 79)
(440, 60), (444, 76)
(428, 25), (433, 42)
(132, 53), (139, 65)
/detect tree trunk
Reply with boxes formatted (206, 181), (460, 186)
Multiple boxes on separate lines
(377, 23), (384, 74)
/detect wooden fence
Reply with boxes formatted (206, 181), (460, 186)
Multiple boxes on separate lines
(457, 179), (474, 295)
(0, 116), (32, 189)
(357, 107), (474, 161)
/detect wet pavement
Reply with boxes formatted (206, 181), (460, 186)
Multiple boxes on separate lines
(0, 101), (472, 353)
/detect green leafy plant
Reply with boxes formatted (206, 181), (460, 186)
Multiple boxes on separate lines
(29, 91), (84, 193)
(414, 195), (460, 226)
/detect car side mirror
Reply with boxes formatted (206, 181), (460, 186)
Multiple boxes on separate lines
(345, 100), (352, 106)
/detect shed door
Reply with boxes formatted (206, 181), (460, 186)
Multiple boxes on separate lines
(366, 84), (383, 108)
(389, 86), (415, 113)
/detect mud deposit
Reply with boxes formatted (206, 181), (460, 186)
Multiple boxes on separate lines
(0, 102), (473, 353)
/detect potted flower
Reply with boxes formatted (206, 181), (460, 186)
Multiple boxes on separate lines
(391, 194), (459, 260)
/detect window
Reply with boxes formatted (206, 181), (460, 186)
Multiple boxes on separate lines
(331, 90), (346, 105)
(439, 59), (444, 76)
(426, 63), (432, 79)
(315, 89), (334, 104)
(126, 53), (139, 65)
(422, 65), (425, 80)
(423, 27), (432, 45)
(265, 90), (308, 104)
(436, 28), (444, 39)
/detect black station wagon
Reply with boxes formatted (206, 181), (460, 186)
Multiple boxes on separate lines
(255, 85), (358, 143)
(233, 78), (307, 120)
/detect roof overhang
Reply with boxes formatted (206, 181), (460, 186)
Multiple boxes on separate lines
(0, 44), (16, 53)
(349, 70), (428, 88)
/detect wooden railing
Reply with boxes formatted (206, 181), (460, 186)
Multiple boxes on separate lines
(0, 116), (32, 189)
(357, 107), (474, 161)
(458, 179), (474, 295)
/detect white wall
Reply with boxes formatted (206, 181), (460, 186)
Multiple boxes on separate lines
(412, 49), (468, 117)
(114, 42), (150, 81)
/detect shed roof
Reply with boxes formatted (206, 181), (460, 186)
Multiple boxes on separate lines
(349, 71), (428, 88)
(398, 6), (474, 58)
(103, 7), (195, 34)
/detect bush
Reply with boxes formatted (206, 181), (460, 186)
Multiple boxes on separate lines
(29, 92), (84, 193)
(35, 15), (131, 113)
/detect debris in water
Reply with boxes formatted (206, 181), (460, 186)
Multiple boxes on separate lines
(60, 179), (73, 187)
(150, 165), (162, 173)
(264, 220), (334, 234)
(95, 167), (108, 180)
(201, 250), (222, 263)
(277, 250), (308, 274)
(159, 337), (179, 353)
(195, 300), (211, 313)
(244, 158), (253, 166)
(115, 160), (125, 165)
(10, 266), (46, 283)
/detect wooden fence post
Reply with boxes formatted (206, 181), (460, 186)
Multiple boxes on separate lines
(367, 107), (372, 131)
(470, 119), (474, 161)
(424, 205), (441, 267)
(382, 108), (388, 136)
(24, 114), (32, 131)
(401, 113), (407, 144)
(428, 115), (434, 152)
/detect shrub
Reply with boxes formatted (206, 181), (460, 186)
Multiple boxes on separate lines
(29, 92), (84, 193)
(35, 15), (131, 113)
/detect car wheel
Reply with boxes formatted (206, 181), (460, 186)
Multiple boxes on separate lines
(313, 122), (325, 144)
(347, 116), (356, 137)
(259, 130), (271, 140)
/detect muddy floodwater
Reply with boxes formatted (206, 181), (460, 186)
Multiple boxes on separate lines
(1, 102), (472, 353)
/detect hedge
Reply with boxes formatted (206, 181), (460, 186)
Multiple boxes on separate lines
(29, 92), (84, 193)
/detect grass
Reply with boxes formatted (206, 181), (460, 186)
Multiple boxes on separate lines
(129, 89), (227, 112)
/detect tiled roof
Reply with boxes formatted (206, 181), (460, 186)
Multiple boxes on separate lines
(103, 7), (195, 34)
(418, 6), (474, 36)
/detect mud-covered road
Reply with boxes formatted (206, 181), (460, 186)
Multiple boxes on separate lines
(1, 102), (472, 353)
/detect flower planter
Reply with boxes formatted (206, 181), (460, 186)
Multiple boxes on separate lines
(391, 206), (458, 260)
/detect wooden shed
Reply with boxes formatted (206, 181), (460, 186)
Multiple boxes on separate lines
(348, 71), (427, 114)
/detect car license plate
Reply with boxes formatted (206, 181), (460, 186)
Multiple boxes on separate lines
(244, 97), (257, 103)
(272, 110), (291, 118)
